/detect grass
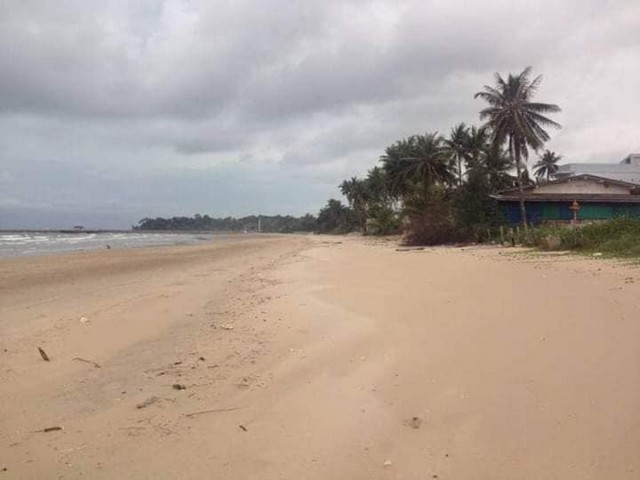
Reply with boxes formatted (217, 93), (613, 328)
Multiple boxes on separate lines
(524, 217), (640, 258)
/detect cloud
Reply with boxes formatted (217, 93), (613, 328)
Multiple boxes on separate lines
(0, 0), (639, 227)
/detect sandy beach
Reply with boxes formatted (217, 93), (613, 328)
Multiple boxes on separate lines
(1, 235), (639, 479)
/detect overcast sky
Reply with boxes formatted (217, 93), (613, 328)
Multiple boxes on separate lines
(1, 0), (639, 228)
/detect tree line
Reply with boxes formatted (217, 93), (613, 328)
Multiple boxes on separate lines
(317, 66), (562, 243)
(136, 214), (317, 233)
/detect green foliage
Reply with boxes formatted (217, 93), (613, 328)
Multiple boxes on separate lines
(527, 217), (640, 257)
(444, 123), (470, 185)
(339, 177), (369, 231)
(366, 203), (400, 236)
(402, 195), (461, 246)
(453, 165), (500, 240)
(316, 199), (358, 234)
(332, 123), (516, 244)
(533, 150), (562, 181)
(381, 132), (454, 198)
(335, 166), (399, 236)
(324, 68), (561, 245)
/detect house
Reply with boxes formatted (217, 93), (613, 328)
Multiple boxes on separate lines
(493, 154), (640, 224)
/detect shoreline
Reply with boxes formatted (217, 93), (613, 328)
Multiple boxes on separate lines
(0, 231), (283, 260)
(1, 236), (638, 479)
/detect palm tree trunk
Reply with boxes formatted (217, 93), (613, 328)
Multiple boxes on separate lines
(514, 148), (528, 232)
(458, 158), (463, 186)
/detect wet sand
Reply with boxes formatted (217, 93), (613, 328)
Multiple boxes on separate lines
(1, 235), (638, 479)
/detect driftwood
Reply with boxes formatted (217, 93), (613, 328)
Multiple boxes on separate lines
(37, 347), (50, 362)
(32, 426), (62, 433)
(184, 406), (243, 418)
(72, 357), (101, 368)
(395, 247), (425, 252)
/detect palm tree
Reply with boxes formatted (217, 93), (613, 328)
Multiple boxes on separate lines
(364, 166), (393, 208)
(474, 66), (561, 228)
(533, 150), (562, 181)
(317, 199), (355, 233)
(381, 132), (454, 198)
(444, 123), (470, 185)
(484, 143), (515, 191)
(465, 125), (490, 168)
(339, 177), (359, 205)
(339, 177), (368, 231)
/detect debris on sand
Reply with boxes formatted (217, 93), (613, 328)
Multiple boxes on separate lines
(72, 357), (101, 368)
(239, 425), (248, 432)
(136, 396), (161, 409)
(184, 406), (243, 418)
(407, 416), (423, 429)
(395, 247), (425, 252)
(32, 426), (63, 433)
(79, 317), (89, 323)
(383, 459), (392, 467)
(172, 383), (187, 391)
(37, 347), (50, 362)
(220, 324), (234, 330)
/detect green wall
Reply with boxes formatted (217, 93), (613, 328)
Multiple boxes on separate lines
(501, 201), (640, 224)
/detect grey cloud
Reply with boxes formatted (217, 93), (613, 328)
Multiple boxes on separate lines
(1, 0), (639, 228)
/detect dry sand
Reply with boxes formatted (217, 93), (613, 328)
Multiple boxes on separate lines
(1, 235), (639, 479)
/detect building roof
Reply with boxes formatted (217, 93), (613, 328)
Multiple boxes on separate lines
(497, 174), (640, 195)
(493, 174), (640, 203)
(552, 153), (640, 184)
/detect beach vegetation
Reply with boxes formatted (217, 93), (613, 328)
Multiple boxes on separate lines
(526, 217), (640, 258)
(315, 199), (358, 234)
(474, 66), (561, 229)
(136, 213), (317, 233)
(326, 66), (560, 244)
(533, 150), (562, 181)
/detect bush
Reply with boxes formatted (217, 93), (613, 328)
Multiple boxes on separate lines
(402, 201), (464, 245)
(527, 217), (640, 257)
(366, 204), (401, 236)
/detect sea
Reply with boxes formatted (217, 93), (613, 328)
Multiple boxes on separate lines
(0, 231), (219, 258)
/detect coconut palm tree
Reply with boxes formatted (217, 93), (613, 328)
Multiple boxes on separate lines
(339, 177), (369, 231)
(444, 123), (470, 185)
(533, 150), (562, 181)
(465, 125), (490, 168)
(484, 144), (515, 191)
(339, 177), (359, 205)
(381, 132), (454, 198)
(474, 66), (561, 228)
